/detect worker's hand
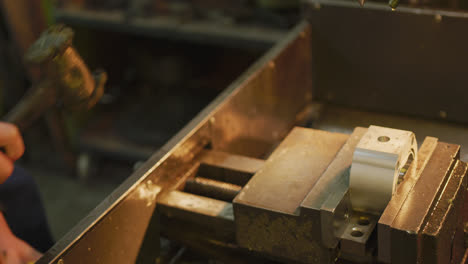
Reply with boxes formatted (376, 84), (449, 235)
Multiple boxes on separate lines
(0, 123), (24, 184)
(0, 213), (41, 264)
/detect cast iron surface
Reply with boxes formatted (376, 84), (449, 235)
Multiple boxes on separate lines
(234, 127), (349, 263)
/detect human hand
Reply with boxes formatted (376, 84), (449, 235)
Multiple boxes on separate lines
(0, 213), (41, 264)
(0, 123), (24, 184)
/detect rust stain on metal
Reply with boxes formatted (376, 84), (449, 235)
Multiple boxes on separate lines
(134, 180), (162, 207)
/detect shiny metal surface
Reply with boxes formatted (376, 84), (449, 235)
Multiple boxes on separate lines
(235, 127), (348, 214)
(38, 21), (313, 264)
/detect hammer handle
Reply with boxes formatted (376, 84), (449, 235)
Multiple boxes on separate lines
(4, 81), (56, 131)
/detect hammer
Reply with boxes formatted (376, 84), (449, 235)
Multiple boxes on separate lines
(3, 25), (106, 130)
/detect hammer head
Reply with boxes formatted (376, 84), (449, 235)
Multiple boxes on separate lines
(5, 25), (107, 130)
(25, 24), (107, 110)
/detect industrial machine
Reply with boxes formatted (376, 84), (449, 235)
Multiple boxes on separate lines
(31, 0), (468, 263)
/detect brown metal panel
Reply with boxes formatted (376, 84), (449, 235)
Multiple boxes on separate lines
(210, 22), (314, 158)
(305, 0), (468, 123)
(391, 142), (460, 264)
(234, 127), (348, 215)
(378, 136), (438, 263)
(421, 160), (468, 264)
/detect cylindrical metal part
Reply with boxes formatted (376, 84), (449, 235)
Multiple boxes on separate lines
(184, 177), (242, 202)
(350, 126), (417, 214)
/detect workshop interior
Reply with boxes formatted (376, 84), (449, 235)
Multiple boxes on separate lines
(0, 0), (467, 263)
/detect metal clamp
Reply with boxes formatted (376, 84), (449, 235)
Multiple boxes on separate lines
(349, 126), (417, 214)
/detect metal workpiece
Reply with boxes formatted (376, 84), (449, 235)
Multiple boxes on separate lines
(4, 24), (107, 130)
(349, 126), (417, 214)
